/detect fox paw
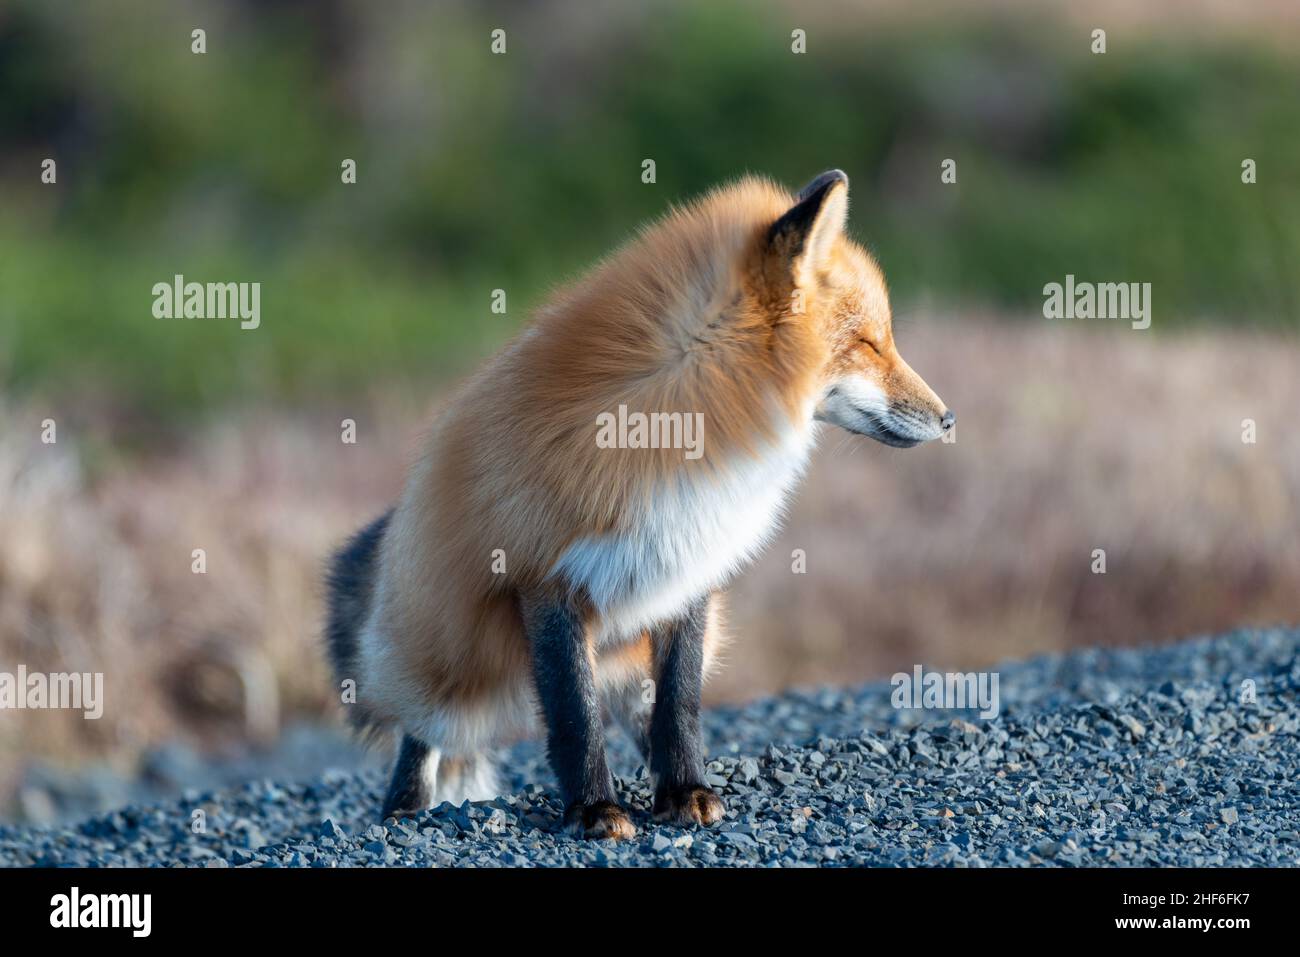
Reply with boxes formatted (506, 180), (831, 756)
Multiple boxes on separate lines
(653, 785), (725, 827)
(563, 801), (637, 840)
(381, 806), (422, 821)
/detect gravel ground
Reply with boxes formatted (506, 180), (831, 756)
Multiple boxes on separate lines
(3, 627), (1297, 867)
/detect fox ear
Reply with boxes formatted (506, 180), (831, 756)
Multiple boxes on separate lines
(768, 169), (849, 283)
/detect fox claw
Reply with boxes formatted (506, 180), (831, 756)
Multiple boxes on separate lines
(563, 800), (637, 840)
(653, 785), (725, 826)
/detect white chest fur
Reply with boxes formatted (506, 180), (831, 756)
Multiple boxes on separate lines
(553, 413), (817, 642)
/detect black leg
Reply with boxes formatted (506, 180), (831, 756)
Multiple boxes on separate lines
(381, 734), (435, 819)
(649, 596), (725, 826)
(523, 593), (635, 840)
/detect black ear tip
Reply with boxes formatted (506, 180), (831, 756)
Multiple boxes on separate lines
(798, 169), (848, 200)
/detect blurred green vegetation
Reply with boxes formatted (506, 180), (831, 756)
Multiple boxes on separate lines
(1, 1), (1297, 417)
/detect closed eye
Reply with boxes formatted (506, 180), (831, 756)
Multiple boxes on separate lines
(857, 336), (881, 356)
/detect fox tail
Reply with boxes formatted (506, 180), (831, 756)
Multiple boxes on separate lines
(324, 508), (395, 740)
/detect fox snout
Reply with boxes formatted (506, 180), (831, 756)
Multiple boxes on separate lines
(816, 366), (953, 448)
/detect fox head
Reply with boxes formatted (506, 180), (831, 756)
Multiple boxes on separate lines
(763, 170), (953, 447)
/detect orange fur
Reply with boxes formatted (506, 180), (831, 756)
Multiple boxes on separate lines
(351, 172), (947, 758)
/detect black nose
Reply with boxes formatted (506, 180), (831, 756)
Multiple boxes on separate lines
(940, 410), (955, 432)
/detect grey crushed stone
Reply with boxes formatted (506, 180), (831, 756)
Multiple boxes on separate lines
(1, 627), (1297, 867)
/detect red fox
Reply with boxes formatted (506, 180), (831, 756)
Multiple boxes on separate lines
(326, 170), (952, 839)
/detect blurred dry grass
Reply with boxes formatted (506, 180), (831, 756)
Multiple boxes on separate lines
(729, 316), (1300, 690)
(2, 317), (1298, 803)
